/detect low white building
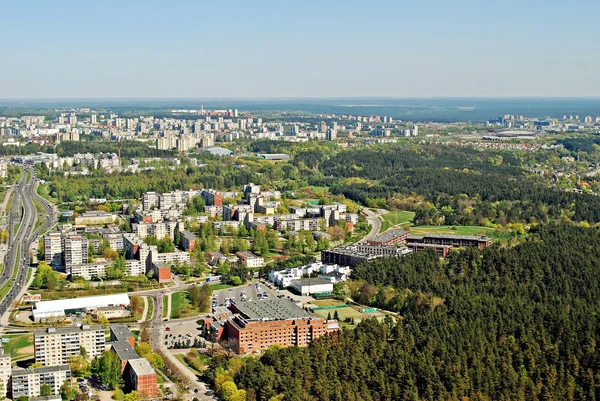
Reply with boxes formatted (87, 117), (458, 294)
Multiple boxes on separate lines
(32, 293), (130, 322)
(269, 262), (349, 287)
(236, 251), (264, 268)
(290, 278), (334, 296)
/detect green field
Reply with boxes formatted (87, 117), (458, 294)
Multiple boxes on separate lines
(307, 186), (330, 193)
(37, 183), (58, 204)
(209, 283), (232, 291)
(3, 334), (33, 358)
(408, 225), (495, 236)
(313, 306), (365, 322)
(379, 210), (415, 232)
(145, 296), (154, 320)
(311, 299), (347, 307)
(170, 291), (200, 319)
(162, 295), (169, 318)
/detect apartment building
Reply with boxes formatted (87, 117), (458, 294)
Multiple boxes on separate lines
(124, 359), (158, 397)
(226, 300), (339, 354)
(0, 346), (11, 399)
(9, 365), (70, 399)
(236, 251), (264, 268)
(44, 232), (62, 270)
(366, 229), (410, 246)
(62, 235), (89, 274)
(70, 262), (108, 280)
(34, 325), (105, 366)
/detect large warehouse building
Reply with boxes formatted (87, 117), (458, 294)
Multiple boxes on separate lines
(32, 293), (130, 322)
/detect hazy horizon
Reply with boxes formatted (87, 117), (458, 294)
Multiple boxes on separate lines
(2, 1), (599, 99)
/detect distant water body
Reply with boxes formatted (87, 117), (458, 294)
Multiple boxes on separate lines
(1, 98), (599, 122)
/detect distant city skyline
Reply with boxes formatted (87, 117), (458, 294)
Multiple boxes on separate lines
(1, 0), (599, 98)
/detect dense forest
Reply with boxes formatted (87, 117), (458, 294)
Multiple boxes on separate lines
(214, 224), (600, 400)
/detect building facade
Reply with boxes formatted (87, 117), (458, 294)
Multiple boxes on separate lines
(34, 325), (106, 366)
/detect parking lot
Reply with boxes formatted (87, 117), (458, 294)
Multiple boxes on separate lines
(164, 319), (204, 348)
(211, 279), (315, 308)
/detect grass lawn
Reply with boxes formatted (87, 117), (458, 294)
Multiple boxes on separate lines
(0, 245), (19, 300)
(379, 210), (416, 233)
(174, 354), (203, 376)
(145, 296), (154, 321)
(313, 306), (365, 322)
(170, 291), (200, 319)
(3, 334), (33, 358)
(408, 225), (495, 236)
(162, 295), (169, 318)
(37, 182), (58, 204)
(311, 299), (347, 307)
(209, 283), (232, 291)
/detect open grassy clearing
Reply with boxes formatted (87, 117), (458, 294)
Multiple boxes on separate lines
(3, 333), (33, 358)
(170, 291), (200, 319)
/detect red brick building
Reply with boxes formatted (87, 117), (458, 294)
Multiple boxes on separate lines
(366, 229), (410, 246)
(226, 300), (339, 354)
(124, 358), (158, 398)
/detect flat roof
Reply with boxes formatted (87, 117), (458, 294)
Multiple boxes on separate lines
(34, 293), (130, 314)
(291, 278), (333, 286)
(34, 325), (104, 336)
(234, 299), (314, 321)
(111, 341), (139, 361)
(369, 229), (410, 243)
(12, 364), (70, 376)
(423, 233), (490, 241)
(128, 358), (156, 376)
(110, 325), (134, 342)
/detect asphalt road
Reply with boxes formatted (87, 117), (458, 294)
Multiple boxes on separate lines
(359, 207), (382, 243)
(0, 167), (57, 322)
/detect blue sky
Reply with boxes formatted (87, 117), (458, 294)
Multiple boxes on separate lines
(1, 0), (599, 98)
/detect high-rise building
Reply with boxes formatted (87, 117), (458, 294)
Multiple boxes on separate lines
(44, 233), (63, 270)
(62, 235), (89, 274)
(90, 114), (97, 125)
(34, 325), (105, 366)
(0, 345), (11, 399)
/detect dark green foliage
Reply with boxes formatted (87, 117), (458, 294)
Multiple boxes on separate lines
(233, 224), (600, 400)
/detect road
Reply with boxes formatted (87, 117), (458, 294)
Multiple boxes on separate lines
(359, 207), (382, 243)
(0, 167), (57, 324)
(147, 293), (217, 400)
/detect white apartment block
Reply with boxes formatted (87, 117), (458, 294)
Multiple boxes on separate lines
(70, 262), (108, 280)
(0, 348), (10, 399)
(34, 325), (105, 366)
(10, 365), (70, 399)
(125, 259), (145, 276)
(62, 236), (89, 274)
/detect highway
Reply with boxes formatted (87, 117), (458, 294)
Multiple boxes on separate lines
(0, 168), (57, 321)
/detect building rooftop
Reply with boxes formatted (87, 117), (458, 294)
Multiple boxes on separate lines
(234, 299), (314, 321)
(411, 242), (453, 249)
(12, 364), (71, 376)
(128, 358), (156, 376)
(422, 233), (491, 241)
(369, 229), (410, 243)
(236, 251), (261, 259)
(33, 293), (130, 314)
(34, 324), (105, 336)
(110, 325), (134, 343)
(291, 278), (333, 286)
(111, 341), (139, 362)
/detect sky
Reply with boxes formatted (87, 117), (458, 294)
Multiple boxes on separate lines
(1, 0), (599, 98)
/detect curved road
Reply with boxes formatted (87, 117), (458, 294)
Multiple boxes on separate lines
(359, 207), (382, 243)
(0, 168), (57, 322)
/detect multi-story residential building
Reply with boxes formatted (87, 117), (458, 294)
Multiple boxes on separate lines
(236, 251), (264, 268)
(226, 300), (339, 354)
(142, 192), (159, 211)
(124, 359), (158, 397)
(273, 218), (321, 232)
(34, 325), (105, 366)
(44, 233), (63, 270)
(74, 211), (116, 225)
(0, 346), (11, 399)
(9, 365), (71, 399)
(180, 230), (198, 251)
(62, 235), (89, 274)
(132, 221), (182, 240)
(125, 259), (145, 276)
(70, 262), (108, 280)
